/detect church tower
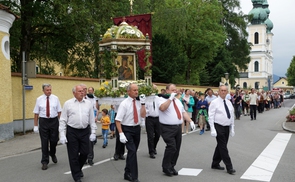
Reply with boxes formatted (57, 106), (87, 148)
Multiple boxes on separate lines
(237, 0), (274, 91)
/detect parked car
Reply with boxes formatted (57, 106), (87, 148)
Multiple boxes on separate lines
(290, 94), (295, 99)
(284, 93), (291, 99)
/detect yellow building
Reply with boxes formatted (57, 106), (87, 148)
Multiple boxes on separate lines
(0, 4), (17, 141)
(273, 77), (294, 94)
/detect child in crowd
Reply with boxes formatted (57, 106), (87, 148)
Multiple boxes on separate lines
(108, 105), (116, 139)
(99, 109), (110, 148)
(196, 93), (208, 135)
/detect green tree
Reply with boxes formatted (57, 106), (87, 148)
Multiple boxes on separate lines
(287, 56), (295, 86)
(152, 0), (225, 84)
(151, 34), (184, 83)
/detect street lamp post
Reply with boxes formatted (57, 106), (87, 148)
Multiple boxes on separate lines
(224, 73), (229, 86)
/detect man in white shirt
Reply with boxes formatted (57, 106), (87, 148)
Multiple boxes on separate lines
(158, 84), (195, 177)
(205, 88), (217, 131)
(145, 95), (160, 159)
(115, 83), (146, 182)
(209, 85), (235, 175)
(59, 84), (97, 182)
(249, 88), (258, 120)
(33, 83), (62, 170)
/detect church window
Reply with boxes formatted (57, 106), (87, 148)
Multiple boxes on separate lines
(255, 82), (259, 90)
(243, 82), (247, 89)
(254, 61), (259, 72)
(254, 32), (259, 44)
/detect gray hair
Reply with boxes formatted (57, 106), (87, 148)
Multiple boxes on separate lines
(127, 83), (135, 91)
(42, 83), (51, 90)
(166, 83), (175, 90)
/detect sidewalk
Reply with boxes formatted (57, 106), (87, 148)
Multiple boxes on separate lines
(0, 123), (103, 159)
(0, 119), (294, 160)
(282, 121), (295, 133)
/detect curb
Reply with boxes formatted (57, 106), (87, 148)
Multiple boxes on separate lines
(282, 121), (295, 133)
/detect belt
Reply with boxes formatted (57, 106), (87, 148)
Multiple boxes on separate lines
(160, 123), (182, 127)
(147, 116), (159, 118)
(121, 125), (140, 128)
(40, 117), (58, 119)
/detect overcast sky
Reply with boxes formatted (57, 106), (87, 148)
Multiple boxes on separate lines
(239, 0), (295, 77)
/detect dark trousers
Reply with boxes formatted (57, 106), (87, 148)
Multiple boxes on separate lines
(145, 116), (160, 155)
(234, 105), (240, 119)
(88, 127), (96, 160)
(212, 123), (233, 170)
(122, 125), (141, 180)
(66, 126), (90, 181)
(160, 123), (182, 169)
(88, 140), (95, 160)
(250, 105), (257, 119)
(39, 117), (59, 164)
(115, 126), (125, 156)
(258, 102), (264, 113)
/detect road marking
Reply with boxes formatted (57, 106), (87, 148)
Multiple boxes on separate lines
(241, 133), (292, 182)
(64, 129), (199, 175)
(178, 168), (202, 176)
(64, 152), (128, 174)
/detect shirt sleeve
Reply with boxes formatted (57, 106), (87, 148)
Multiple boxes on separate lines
(59, 101), (68, 133)
(89, 104), (97, 133)
(33, 98), (40, 114)
(208, 100), (217, 128)
(115, 102), (125, 122)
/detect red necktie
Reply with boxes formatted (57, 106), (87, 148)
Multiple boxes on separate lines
(46, 96), (50, 118)
(133, 99), (138, 124)
(173, 100), (181, 119)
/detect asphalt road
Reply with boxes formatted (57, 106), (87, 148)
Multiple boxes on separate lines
(1, 99), (295, 182)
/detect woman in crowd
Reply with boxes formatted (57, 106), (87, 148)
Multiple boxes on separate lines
(180, 89), (195, 133)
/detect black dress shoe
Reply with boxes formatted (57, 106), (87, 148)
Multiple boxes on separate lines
(113, 154), (119, 161)
(149, 153), (155, 159)
(211, 165), (225, 170)
(42, 163), (48, 170)
(162, 168), (173, 177)
(171, 168), (178, 175)
(88, 160), (94, 166)
(131, 179), (140, 182)
(124, 173), (132, 181)
(51, 155), (58, 163)
(227, 169), (236, 174)
(119, 155), (125, 160)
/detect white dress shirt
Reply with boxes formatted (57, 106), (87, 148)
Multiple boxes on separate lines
(205, 95), (217, 104)
(157, 97), (185, 125)
(86, 95), (97, 112)
(249, 93), (258, 105)
(208, 96), (234, 127)
(33, 94), (62, 118)
(146, 96), (159, 117)
(59, 98), (97, 133)
(115, 96), (142, 126)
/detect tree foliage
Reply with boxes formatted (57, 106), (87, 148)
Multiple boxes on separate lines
(3, 0), (251, 86)
(287, 56), (295, 86)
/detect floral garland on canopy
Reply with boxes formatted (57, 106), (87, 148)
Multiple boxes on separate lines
(95, 80), (158, 98)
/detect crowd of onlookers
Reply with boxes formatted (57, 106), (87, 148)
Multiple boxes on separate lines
(159, 87), (285, 135)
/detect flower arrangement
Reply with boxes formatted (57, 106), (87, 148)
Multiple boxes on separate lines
(94, 80), (158, 98)
(286, 107), (295, 122)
